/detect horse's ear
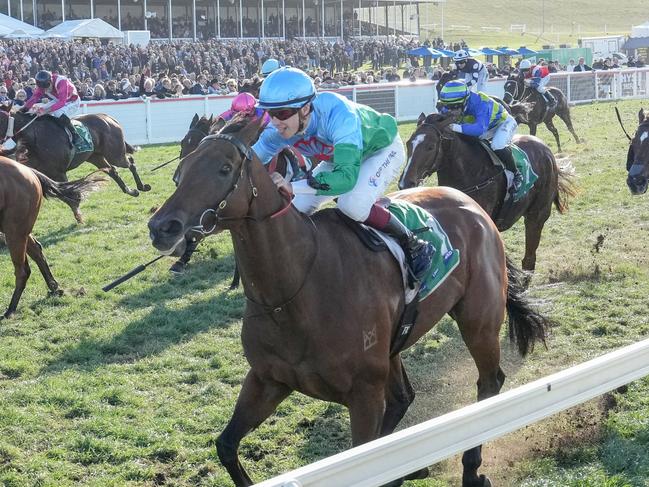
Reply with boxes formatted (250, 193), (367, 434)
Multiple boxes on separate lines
(208, 114), (214, 124)
(190, 113), (199, 128)
(640, 108), (646, 124)
(240, 116), (266, 146)
(0, 102), (10, 113)
(417, 112), (426, 126)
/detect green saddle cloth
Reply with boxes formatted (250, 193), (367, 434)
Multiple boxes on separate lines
(71, 119), (94, 153)
(511, 144), (538, 201)
(388, 200), (461, 301)
(479, 140), (538, 201)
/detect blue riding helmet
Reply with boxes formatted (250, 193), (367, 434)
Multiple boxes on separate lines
(258, 67), (316, 110)
(261, 58), (280, 76)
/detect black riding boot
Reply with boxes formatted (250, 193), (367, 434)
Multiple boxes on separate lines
(543, 90), (557, 109)
(57, 114), (81, 147)
(495, 147), (523, 193)
(382, 213), (435, 286)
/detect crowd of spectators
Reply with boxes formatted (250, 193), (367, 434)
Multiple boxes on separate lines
(0, 36), (645, 102)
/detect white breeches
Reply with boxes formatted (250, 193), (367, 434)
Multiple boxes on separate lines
(293, 135), (405, 221)
(483, 117), (518, 150)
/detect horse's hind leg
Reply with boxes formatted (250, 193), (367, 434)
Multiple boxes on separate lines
(26, 236), (62, 297)
(452, 296), (506, 486)
(126, 155), (151, 192)
(217, 370), (290, 486)
(2, 233), (31, 319)
(558, 109), (581, 144)
(522, 207), (552, 279)
(378, 357), (430, 485)
(545, 119), (562, 153)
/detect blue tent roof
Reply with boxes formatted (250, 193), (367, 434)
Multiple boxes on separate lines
(481, 48), (504, 56)
(518, 47), (538, 55)
(407, 46), (442, 57)
(497, 47), (521, 56)
(437, 49), (457, 57)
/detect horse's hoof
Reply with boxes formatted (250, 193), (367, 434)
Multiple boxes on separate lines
(130, 190), (140, 197)
(141, 184), (152, 192)
(48, 288), (64, 297)
(404, 467), (429, 480)
(169, 261), (187, 275)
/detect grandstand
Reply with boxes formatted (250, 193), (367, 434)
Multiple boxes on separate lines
(0, 0), (441, 40)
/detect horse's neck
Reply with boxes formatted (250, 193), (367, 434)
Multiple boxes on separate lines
(438, 138), (495, 185)
(231, 167), (317, 307)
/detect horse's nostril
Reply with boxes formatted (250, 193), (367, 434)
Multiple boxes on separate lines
(160, 219), (183, 237)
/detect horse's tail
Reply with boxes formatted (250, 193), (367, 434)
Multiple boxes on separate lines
(553, 156), (578, 214)
(505, 257), (552, 357)
(33, 169), (105, 205)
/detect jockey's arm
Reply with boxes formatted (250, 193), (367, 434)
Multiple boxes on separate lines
(304, 107), (363, 196)
(456, 102), (490, 136)
(252, 125), (289, 165)
(48, 80), (73, 112)
(22, 89), (43, 110)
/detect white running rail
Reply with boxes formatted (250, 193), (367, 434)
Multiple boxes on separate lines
(253, 338), (649, 487)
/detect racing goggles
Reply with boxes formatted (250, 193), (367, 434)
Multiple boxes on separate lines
(267, 107), (300, 121)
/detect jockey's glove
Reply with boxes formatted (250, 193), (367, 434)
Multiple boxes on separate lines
(449, 123), (463, 133)
(306, 171), (331, 192)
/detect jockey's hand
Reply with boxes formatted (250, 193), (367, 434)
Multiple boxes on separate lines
(449, 123), (463, 133)
(270, 171), (293, 197)
(36, 106), (47, 116)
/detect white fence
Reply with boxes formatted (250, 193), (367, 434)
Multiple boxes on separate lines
(254, 338), (649, 487)
(77, 68), (649, 146)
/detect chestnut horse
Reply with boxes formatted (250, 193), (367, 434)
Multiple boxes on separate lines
(399, 113), (576, 276)
(148, 119), (551, 487)
(626, 108), (649, 195)
(502, 75), (581, 152)
(0, 108), (150, 222)
(0, 157), (102, 319)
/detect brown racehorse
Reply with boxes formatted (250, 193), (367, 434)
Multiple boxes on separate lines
(503, 75), (581, 152)
(0, 157), (102, 319)
(626, 108), (649, 195)
(0, 108), (150, 222)
(148, 119), (551, 487)
(399, 113), (576, 276)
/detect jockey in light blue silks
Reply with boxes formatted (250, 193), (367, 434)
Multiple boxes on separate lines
(439, 79), (523, 192)
(253, 67), (434, 281)
(453, 49), (489, 93)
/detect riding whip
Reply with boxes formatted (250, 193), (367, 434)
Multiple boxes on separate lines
(614, 106), (633, 141)
(151, 155), (180, 172)
(102, 255), (165, 292)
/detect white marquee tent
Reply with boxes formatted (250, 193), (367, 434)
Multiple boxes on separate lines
(44, 18), (124, 40)
(631, 21), (649, 38)
(0, 13), (44, 37)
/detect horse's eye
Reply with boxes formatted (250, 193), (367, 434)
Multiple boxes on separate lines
(220, 163), (233, 175)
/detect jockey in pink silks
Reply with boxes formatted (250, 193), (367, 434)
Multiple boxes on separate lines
(21, 70), (81, 146)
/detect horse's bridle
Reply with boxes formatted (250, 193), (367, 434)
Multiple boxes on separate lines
(185, 133), (291, 236)
(416, 120), (503, 194)
(187, 132), (319, 316)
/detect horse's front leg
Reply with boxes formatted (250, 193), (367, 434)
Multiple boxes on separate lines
(217, 370), (290, 487)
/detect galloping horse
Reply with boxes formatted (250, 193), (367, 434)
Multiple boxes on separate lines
(149, 118), (551, 487)
(626, 108), (649, 195)
(0, 157), (102, 318)
(399, 113), (576, 275)
(503, 75), (581, 152)
(0, 107), (150, 222)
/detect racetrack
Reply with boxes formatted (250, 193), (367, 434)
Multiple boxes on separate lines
(1, 99), (648, 486)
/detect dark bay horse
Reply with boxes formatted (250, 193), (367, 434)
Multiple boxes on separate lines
(399, 113), (576, 275)
(0, 157), (102, 318)
(0, 108), (150, 222)
(503, 76), (580, 152)
(148, 119), (551, 487)
(626, 108), (649, 195)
